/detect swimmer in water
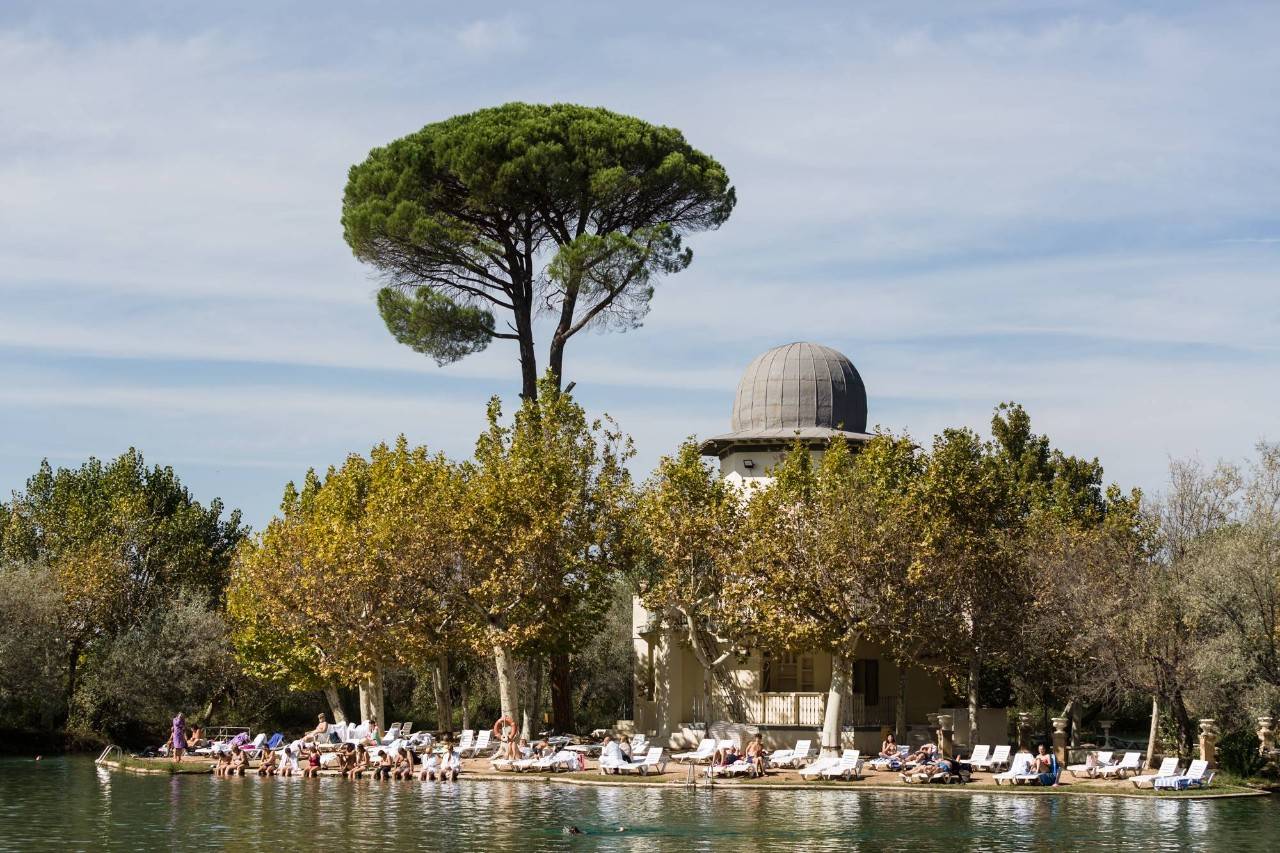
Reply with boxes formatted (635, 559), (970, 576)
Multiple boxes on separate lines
(563, 826), (583, 835)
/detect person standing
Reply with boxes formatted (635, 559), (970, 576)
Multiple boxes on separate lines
(170, 712), (188, 763)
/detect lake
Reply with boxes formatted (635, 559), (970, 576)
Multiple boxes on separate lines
(0, 756), (1276, 851)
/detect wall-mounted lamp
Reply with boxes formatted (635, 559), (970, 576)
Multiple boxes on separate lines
(742, 459), (755, 469)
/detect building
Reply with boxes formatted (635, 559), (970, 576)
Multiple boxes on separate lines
(631, 342), (1005, 752)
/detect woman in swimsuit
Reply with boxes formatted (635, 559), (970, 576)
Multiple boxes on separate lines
(303, 746), (322, 778)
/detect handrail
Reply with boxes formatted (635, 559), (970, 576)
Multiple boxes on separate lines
(96, 744), (123, 764)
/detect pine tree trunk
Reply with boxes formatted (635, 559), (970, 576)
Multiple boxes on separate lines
(432, 655), (453, 732)
(323, 683), (349, 724)
(821, 655), (851, 756)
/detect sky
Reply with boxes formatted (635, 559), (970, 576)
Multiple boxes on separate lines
(2, 1), (1279, 529)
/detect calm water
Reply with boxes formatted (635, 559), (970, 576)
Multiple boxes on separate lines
(0, 757), (1276, 851)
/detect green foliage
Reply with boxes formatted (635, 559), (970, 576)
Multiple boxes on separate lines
(1216, 729), (1269, 779)
(0, 564), (66, 729)
(343, 102), (735, 395)
(377, 286), (496, 365)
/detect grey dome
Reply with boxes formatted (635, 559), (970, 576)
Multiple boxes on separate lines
(731, 342), (867, 434)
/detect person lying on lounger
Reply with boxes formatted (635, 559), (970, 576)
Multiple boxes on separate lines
(712, 744), (741, 767)
(905, 756), (955, 782)
(904, 743), (937, 765)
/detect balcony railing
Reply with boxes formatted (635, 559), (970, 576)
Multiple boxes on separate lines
(744, 692), (897, 728)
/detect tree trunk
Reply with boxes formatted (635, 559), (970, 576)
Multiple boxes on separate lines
(1170, 688), (1196, 755)
(1145, 695), (1160, 770)
(432, 655), (453, 732)
(493, 644), (519, 723)
(63, 641), (81, 723)
(513, 297), (539, 400)
(359, 665), (386, 729)
(549, 652), (573, 732)
(1065, 698), (1080, 748)
(678, 607), (744, 722)
(896, 666), (908, 742)
(967, 649), (981, 751)
(323, 683), (349, 724)
(460, 678), (470, 733)
(521, 657), (543, 741)
(821, 655), (851, 756)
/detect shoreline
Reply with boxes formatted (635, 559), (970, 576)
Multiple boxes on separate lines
(95, 756), (1270, 800)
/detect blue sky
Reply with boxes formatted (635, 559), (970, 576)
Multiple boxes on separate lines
(3, 1), (1279, 528)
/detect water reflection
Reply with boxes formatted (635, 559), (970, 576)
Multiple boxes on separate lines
(1, 757), (1276, 852)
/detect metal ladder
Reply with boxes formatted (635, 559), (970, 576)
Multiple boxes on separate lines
(96, 744), (123, 764)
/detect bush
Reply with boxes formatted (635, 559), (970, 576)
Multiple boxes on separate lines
(0, 565), (68, 730)
(1216, 729), (1267, 779)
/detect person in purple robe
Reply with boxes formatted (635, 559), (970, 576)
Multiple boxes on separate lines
(171, 712), (188, 762)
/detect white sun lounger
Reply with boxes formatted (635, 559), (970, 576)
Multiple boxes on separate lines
(868, 745), (910, 771)
(969, 744), (1011, 772)
(673, 738), (716, 763)
(1095, 751), (1141, 779)
(993, 753), (1034, 785)
(1131, 757), (1180, 788)
(460, 730), (492, 758)
(768, 739), (813, 769)
(817, 749), (863, 780)
(612, 747), (667, 775)
(1154, 759), (1213, 791)
(798, 754), (841, 779)
(965, 745), (991, 766)
(1067, 750), (1113, 778)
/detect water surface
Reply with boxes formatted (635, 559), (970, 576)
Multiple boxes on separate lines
(0, 757), (1275, 851)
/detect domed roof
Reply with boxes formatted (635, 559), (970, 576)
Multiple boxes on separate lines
(731, 342), (867, 434)
(701, 342), (871, 456)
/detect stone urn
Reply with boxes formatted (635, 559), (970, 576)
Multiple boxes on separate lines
(1258, 716), (1275, 755)
(936, 713), (954, 757)
(1051, 716), (1069, 763)
(1098, 719), (1114, 748)
(1199, 719), (1218, 768)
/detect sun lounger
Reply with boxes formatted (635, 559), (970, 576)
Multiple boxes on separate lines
(1154, 759), (1213, 791)
(768, 739), (813, 769)
(993, 753), (1034, 785)
(868, 745), (910, 772)
(798, 755), (841, 779)
(1095, 751), (1141, 779)
(969, 744), (1011, 772)
(673, 738), (716, 764)
(1068, 750), (1113, 778)
(1130, 757), (1180, 788)
(817, 749), (863, 780)
(613, 747), (667, 775)
(965, 745), (991, 766)
(460, 730), (492, 758)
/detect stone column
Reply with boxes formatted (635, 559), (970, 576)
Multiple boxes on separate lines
(937, 713), (954, 758)
(1199, 719), (1218, 768)
(1051, 717), (1069, 764)
(1259, 716), (1275, 756)
(1098, 720), (1114, 748)
(1017, 712), (1033, 752)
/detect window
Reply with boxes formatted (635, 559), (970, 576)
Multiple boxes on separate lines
(762, 651), (815, 692)
(853, 659), (880, 706)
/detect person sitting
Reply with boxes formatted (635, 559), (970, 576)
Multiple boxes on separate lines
(1033, 744), (1060, 786)
(279, 746), (299, 777)
(743, 735), (765, 775)
(439, 746), (460, 781)
(394, 747), (415, 780)
(418, 749), (441, 781)
(599, 736), (624, 774)
(258, 748), (279, 776)
(187, 723), (207, 752)
(879, 733), (899, 758)
(302, 746), (321, 778)
(348, 745), (370, 779)
(214, 751), (233, 777)
(303, 713), (330, 745)
(373, 748), (394, 780)
(228, 745), (248, 776)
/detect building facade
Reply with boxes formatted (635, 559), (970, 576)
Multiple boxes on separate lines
(631, 342), (1004, 752)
